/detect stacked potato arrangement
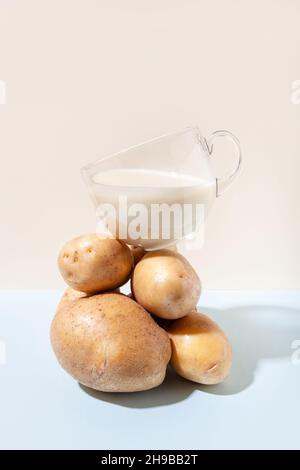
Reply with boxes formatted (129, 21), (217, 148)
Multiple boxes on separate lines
(51, 234), (232, 392)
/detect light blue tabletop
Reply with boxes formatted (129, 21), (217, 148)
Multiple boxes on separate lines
(0, 290), (299, 450)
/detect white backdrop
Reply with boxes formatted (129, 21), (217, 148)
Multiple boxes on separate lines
(0, 0), (299, 289)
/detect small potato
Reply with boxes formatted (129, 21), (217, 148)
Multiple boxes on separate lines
(166, 311), (232, 385)
(58, 234), (133, 294)
(51, 291), (171, 392)
(131, 249), (201, 320)
(128, 245), (146, 266)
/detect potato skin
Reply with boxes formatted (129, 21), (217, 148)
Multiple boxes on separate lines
(58, 234), (133, 294)
(128, 245), (146, 266)
(166, 311), (232, 385)
(50, 291), (171, 392)
(131, 249), (201, 320)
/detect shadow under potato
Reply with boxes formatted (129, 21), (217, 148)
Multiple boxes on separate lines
(79, 367), (193, 408)
(79, 304), (300, 407)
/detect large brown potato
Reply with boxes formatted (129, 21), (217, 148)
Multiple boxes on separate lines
(131, 249), (201, 320)
(51, 292), (171, 392)
(58, 234), (133, 294)
(166, 311), (232, 385)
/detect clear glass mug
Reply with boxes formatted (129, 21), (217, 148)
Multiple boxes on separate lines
(81, 127), (242, 249)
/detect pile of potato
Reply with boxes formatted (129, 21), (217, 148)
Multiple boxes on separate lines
(51, 234), (232, 392)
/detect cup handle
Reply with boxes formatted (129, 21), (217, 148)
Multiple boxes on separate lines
(205, 130), (242, 197)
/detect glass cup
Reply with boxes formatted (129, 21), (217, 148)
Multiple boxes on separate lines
(81, 126), (242, 249)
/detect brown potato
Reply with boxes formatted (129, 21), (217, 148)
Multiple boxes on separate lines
(50, 291), (171, 392)
(58, 234), (133, 294)
(128, 245), (146, 266)
(131, 249), (201, 319)
(166, 311), (232, 385)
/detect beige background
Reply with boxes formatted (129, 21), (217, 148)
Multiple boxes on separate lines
(0, 0), (299, 289)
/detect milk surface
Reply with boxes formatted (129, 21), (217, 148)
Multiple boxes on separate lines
(94, 168), (205, 188)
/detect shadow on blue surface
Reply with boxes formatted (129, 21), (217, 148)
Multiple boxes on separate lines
(79, 304), (300, 407)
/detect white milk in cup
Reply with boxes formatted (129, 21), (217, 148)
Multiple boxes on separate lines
(81, 127), (242, 249)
